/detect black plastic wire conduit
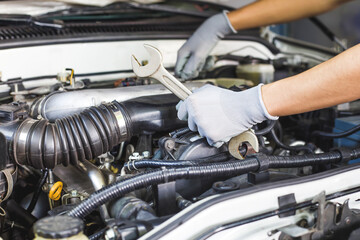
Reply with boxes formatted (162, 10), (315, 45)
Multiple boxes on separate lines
(67, 147), (358, 219)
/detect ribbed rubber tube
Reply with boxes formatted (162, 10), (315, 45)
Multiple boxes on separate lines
(13, 102), (128, 169)
(88, 228), (107, 240)
(67, 148), (359, 219)
(12, 94), (183, 169)
(67, 159), (260, 218)
(268, 151), (342, 168)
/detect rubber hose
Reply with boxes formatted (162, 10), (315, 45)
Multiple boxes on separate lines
(270, 129), (314, 153)
(88, 228), (107, 240)
(170, 127), (191, 138)
(67, 148), (358, 219)
(6, 200), (37, 228)
(13, 102), (127, 169)
(67, 159), (260, 219)
(312, 123), (360, 139)
(255, 120), (276, 136)
(11, 95), (184, 169)
(27, 169), (48, 213)
(124, 152), (230, 171)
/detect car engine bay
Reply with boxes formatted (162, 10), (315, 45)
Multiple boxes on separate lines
(0, 2), (359, 240)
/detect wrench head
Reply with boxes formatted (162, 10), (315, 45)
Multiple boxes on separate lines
(131, 44), (163, 77)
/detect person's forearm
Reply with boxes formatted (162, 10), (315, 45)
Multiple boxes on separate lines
(227, 0), (351, 31)
(262, 44), (360, 116)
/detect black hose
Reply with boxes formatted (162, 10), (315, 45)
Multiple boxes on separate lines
(68, 159), (260, 219)
(124, 152), (230, 171)
(13, 102), (127, 169)
(255, 120), (276, 136)
(12, 95), (183, 169)
(27, 169), (48, 213)
(270, 129), (314, 153)
(170, 127), (191, 138)
(6, 200), (37, 228)
(88, 228), (107, 240)
(312, 123), (360, 139)
(67, 148), (358, 219)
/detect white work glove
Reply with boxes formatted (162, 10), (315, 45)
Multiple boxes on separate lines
(177, 84), (278, 147)
(175, 11), (236, 80)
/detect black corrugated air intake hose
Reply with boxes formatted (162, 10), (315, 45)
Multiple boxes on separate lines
(67, 147), (359, 219)
(13, 102), (129, 169)
(12, 95), (184, 169)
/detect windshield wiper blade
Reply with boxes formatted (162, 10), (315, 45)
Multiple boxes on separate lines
(0, 14), (64, 29)
(41, 2), (214, 19)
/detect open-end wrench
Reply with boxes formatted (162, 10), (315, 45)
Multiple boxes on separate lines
(131, 44), (258, 159)
(131, 44), (192, 100)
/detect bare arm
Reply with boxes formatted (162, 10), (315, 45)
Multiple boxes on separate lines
(227, 0), (352, 31)
(262, 44), (360, 116)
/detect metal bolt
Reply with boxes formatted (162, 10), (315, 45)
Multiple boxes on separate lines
(71, 190), (78, 197)
(105, 228), (116, 240)
(142, 151), (150, 158)
(165, 140), (175, 149)
(133, 152), (140, 157)
(345, 217), (351, 225)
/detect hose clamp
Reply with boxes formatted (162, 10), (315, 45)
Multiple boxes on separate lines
(113, 110), (128, 139)
(13, 119), (37, 166)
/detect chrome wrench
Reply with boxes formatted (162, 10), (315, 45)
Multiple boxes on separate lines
(131, 44), (192, 100)
(131, 44), (258, 159)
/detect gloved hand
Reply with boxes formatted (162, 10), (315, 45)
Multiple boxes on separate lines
(175, 11), (236, 80)
(177, 84), (278, 147)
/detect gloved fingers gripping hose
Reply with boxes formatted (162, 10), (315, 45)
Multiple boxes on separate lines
(67, 148), (358, 219)
(175, 11), (237, 80)
(177, 84), (278, 146)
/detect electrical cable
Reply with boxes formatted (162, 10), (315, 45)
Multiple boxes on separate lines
(270, 128), (314, 153)
(312, 123), (360, 139)
(255, 120), (276, 136)
(67, 147), (358, 219)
